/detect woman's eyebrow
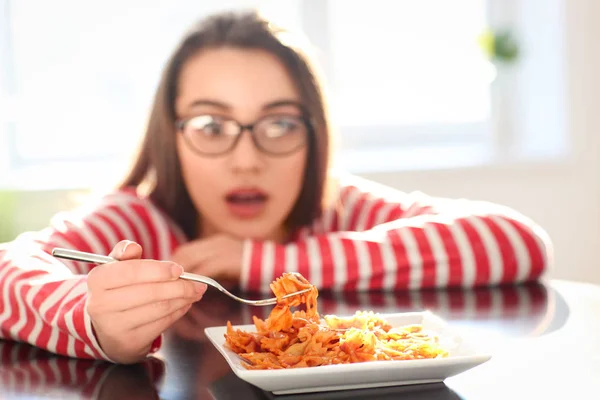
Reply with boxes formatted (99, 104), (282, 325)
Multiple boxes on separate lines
(185, 99), (303, 112)
(187, 99), (232, 110)
(262, 100), (304, 111)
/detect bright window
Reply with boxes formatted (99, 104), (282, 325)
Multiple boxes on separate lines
(0, 0), (565, 188)
(326, 0), (492, 128)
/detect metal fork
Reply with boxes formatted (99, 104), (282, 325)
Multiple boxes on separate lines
(51, 248), (310, 306)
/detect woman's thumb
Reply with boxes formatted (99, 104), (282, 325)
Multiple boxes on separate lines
(109, 240), (143, 261)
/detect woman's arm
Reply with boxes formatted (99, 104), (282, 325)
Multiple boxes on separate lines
(241, 175), (552, 292)
(0, 189), (184, 359)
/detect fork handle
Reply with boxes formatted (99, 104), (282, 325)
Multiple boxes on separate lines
(51, 247), (287, 306)
(52, 248), (218, 287)
(179, 272), (219, 287)
(52, 248), (115, 265)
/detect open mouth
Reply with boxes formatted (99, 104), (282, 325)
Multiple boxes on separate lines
(225, 189), (268, 218)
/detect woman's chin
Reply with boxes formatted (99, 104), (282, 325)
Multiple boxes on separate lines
(221, 222), (286, 242)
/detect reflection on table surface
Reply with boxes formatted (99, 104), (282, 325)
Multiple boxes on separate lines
(0, 281), (571, 399)
(0, 341), (163, 399)
(208, 372), (468, 400)
(210, 372), (464, 400)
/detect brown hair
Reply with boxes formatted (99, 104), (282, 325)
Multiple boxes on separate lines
(119, 10), (333, 240)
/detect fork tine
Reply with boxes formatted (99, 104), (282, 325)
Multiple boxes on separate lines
(220, 286), (311, 306)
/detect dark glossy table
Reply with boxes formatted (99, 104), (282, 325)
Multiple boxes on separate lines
(1, 279), (598, 399)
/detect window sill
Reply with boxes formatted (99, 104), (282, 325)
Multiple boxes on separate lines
(337, 140), (570, 175)
(336, 142), (496, 174)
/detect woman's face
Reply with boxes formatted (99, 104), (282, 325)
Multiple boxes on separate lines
(175, 48), (308, 241)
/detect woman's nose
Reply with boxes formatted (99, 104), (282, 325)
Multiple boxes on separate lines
(229, 130), (264, 173)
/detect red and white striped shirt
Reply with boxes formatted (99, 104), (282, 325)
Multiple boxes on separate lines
(0, 174), (551, 360)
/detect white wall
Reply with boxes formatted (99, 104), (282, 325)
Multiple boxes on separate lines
(7, 0), (600, 285)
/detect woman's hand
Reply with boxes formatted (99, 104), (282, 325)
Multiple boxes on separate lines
(87, 240), (207, 364)
(170, 234), (244, 282)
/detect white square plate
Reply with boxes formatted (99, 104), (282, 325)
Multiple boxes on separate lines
(204, 311), (491, 395)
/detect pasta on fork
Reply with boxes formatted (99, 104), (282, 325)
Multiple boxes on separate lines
(224, 273), (448, 370)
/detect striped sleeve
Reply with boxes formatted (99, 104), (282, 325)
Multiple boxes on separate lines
(240, 175), (552, 293)
(0, 189), (184, 360)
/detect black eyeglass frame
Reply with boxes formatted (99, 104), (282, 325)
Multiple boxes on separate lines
(174, 114), (314, 157)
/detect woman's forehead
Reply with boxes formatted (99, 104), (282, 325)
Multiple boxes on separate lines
(176, 48), (301, 116)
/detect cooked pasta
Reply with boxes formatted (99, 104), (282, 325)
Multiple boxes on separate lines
(224, 272), (448, 369)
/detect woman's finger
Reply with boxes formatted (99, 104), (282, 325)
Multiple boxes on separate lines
(108, 240), (143, 261)
(121, 297), (198, 330)
(101, 279), (206, 311)
(88, 259), (183, 291)
(170, 239), (213, 271)
(131, 302), (194, 339)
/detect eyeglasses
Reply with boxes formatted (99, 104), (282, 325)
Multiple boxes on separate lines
(175, 114), (310, 156)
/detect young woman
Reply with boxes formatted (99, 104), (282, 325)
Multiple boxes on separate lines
(0, 10), (551, 364)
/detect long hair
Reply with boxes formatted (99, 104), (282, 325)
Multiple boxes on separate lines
(119, 10), (333, 240)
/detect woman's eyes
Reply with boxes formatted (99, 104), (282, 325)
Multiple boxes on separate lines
(263, 118), (301, 137)
(185, 115), (303, 138)
(201, 121), (224, 135)
(274, 119), (297, 130)
(188, 116), (226, 135)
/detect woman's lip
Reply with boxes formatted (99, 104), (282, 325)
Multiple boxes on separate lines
(225, 188), (268, 199)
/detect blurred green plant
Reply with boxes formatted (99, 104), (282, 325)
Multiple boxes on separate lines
(0, 190), (17, 243)
(478, 28), (520, 64)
